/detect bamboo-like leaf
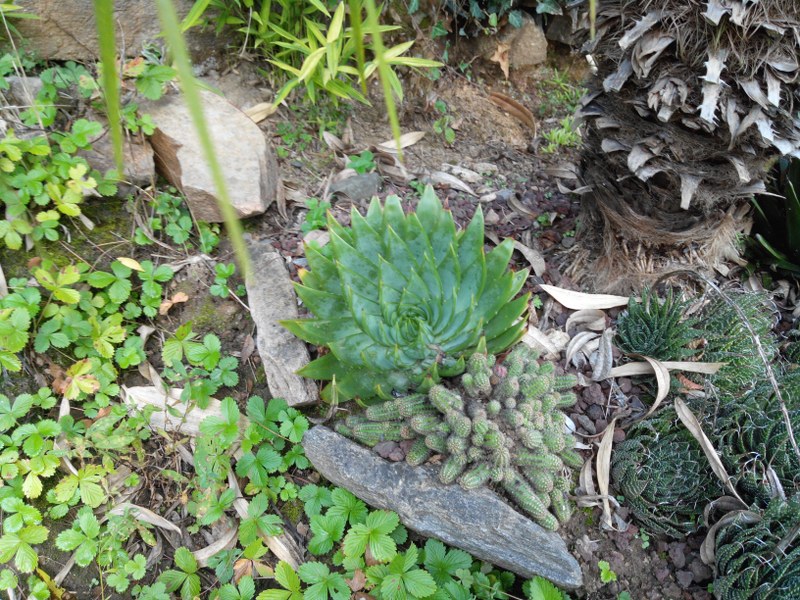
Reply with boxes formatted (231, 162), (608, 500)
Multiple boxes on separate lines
(348, 0), (367, 94)
(154, 0), (251, 278)
(180, 0), (213, 32)
(93, 0), (123, 173)
(363, 0), (401, 155)
(629, 355), (669, 418)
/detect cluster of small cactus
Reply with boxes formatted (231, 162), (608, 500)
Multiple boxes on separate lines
(714, 498), (800, 600)
(336, 343), (582, 531)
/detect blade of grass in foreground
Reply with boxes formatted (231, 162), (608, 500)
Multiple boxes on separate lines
(155, 0), (251, 279)
(93, 0), (123, 173)
(363, 0), (402, 158)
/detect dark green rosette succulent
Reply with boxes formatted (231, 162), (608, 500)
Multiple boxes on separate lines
(281, 186), (530, 400)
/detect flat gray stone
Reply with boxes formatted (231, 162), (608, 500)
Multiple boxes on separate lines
(303, 426), (583, 589)
(246, 238), (318, 407)
(144, 89), (279, 223)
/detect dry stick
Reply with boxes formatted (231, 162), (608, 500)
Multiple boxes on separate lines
(654, 269), (800, 464)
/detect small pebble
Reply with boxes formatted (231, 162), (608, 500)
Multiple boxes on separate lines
(576, 414), (596, 435)
(688, 558), (713, 583)
(618, 377), (633, 394)
(586, 404), (604, 420)
(676, 570), (694, 589)
(613, 428), (626, 443)
(668, 542), (687, 569)
(373, 441), (398, 459)
(583, 383), (605, 405)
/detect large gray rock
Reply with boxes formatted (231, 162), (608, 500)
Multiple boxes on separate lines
(12, 0), (219, 61)
(303, 426), (583, 589)
(246, 238), (318, 407)
(144, 89), (279, 223)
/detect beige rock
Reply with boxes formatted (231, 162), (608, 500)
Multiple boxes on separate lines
(144, 89), (278, 222)
(477, 13), (548, 77)
(80, 129), (156, 195)
(245, 239), (318, 407)
(507, 14), (549, 72)
(12, 0), (219, 61)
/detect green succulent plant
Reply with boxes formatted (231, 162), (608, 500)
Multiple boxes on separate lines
(611, 413), (724, 538)
(700, 290), (777, 395)
(714, 368), (800, 506)
(282, 186), (530, 401)
(337, 343), (581, 530)
(615, 287), (699, 361)
(714, 498), (800, 600)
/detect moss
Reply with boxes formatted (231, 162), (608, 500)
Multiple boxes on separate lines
(282, 497), (304, 525)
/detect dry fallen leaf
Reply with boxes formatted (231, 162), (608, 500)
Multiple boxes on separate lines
(597, 417), (618, 529)
(116, 256), (143, 271)
(108, 503), (182, 534)
(608, 361), (725, 377)
(565, 309), (607, 332)
(521, 327), (570, 360)
(629, 355), (670, 419)
(347, 569), (367, 592)
(674, 397), (745, 505)
(540, 284), (630, 310)
(376, 131), (426, 153)
(488, 91), (537, 131)
(158, 291), (189, 315)
(193, 522), (238, 567)
(244, 102), (278, 123)
(489, 42), (511, 78)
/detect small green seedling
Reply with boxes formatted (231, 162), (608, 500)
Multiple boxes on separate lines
(598, 560), (617, 584)
(346, 151), (376, 174)
(301, 198), (331, 234)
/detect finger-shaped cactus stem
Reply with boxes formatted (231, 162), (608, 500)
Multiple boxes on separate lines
(502, 471), (559, 531)
(406, 438), (432, 466)
(440, 453), (468, 484)
(550, 489), (573, 524)
(459, 463), (492, 489)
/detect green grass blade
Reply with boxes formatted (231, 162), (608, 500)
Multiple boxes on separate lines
(363, 0), (401, 157)
(180, 0), (212, 32)
(93, 0), (123, 173)
(155, 0), (251, 279)
(348, 0), (367, 94)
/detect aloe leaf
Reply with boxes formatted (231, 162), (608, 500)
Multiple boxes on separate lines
(330, 231), (380, 283)
(293, 285), (348, 319)
(349, 209), (383, 262)
(484, 294), (530, 341)
(382, 195), (406, 237)
(365, 196), (384, 229)
(297, 352), (340, 380)
(486, 318), (529, 355)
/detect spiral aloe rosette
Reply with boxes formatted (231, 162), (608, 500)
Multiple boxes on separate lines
(282, 186), (530, 400)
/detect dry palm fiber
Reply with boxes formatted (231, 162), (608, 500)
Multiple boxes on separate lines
(580, 0), (800, 164)
(564, 0), (799, 290)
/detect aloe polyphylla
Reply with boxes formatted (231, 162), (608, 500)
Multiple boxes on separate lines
(281, 186), (530, 400)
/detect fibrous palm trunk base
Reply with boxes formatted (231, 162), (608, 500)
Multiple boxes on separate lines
(564, 91), (765, 293)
